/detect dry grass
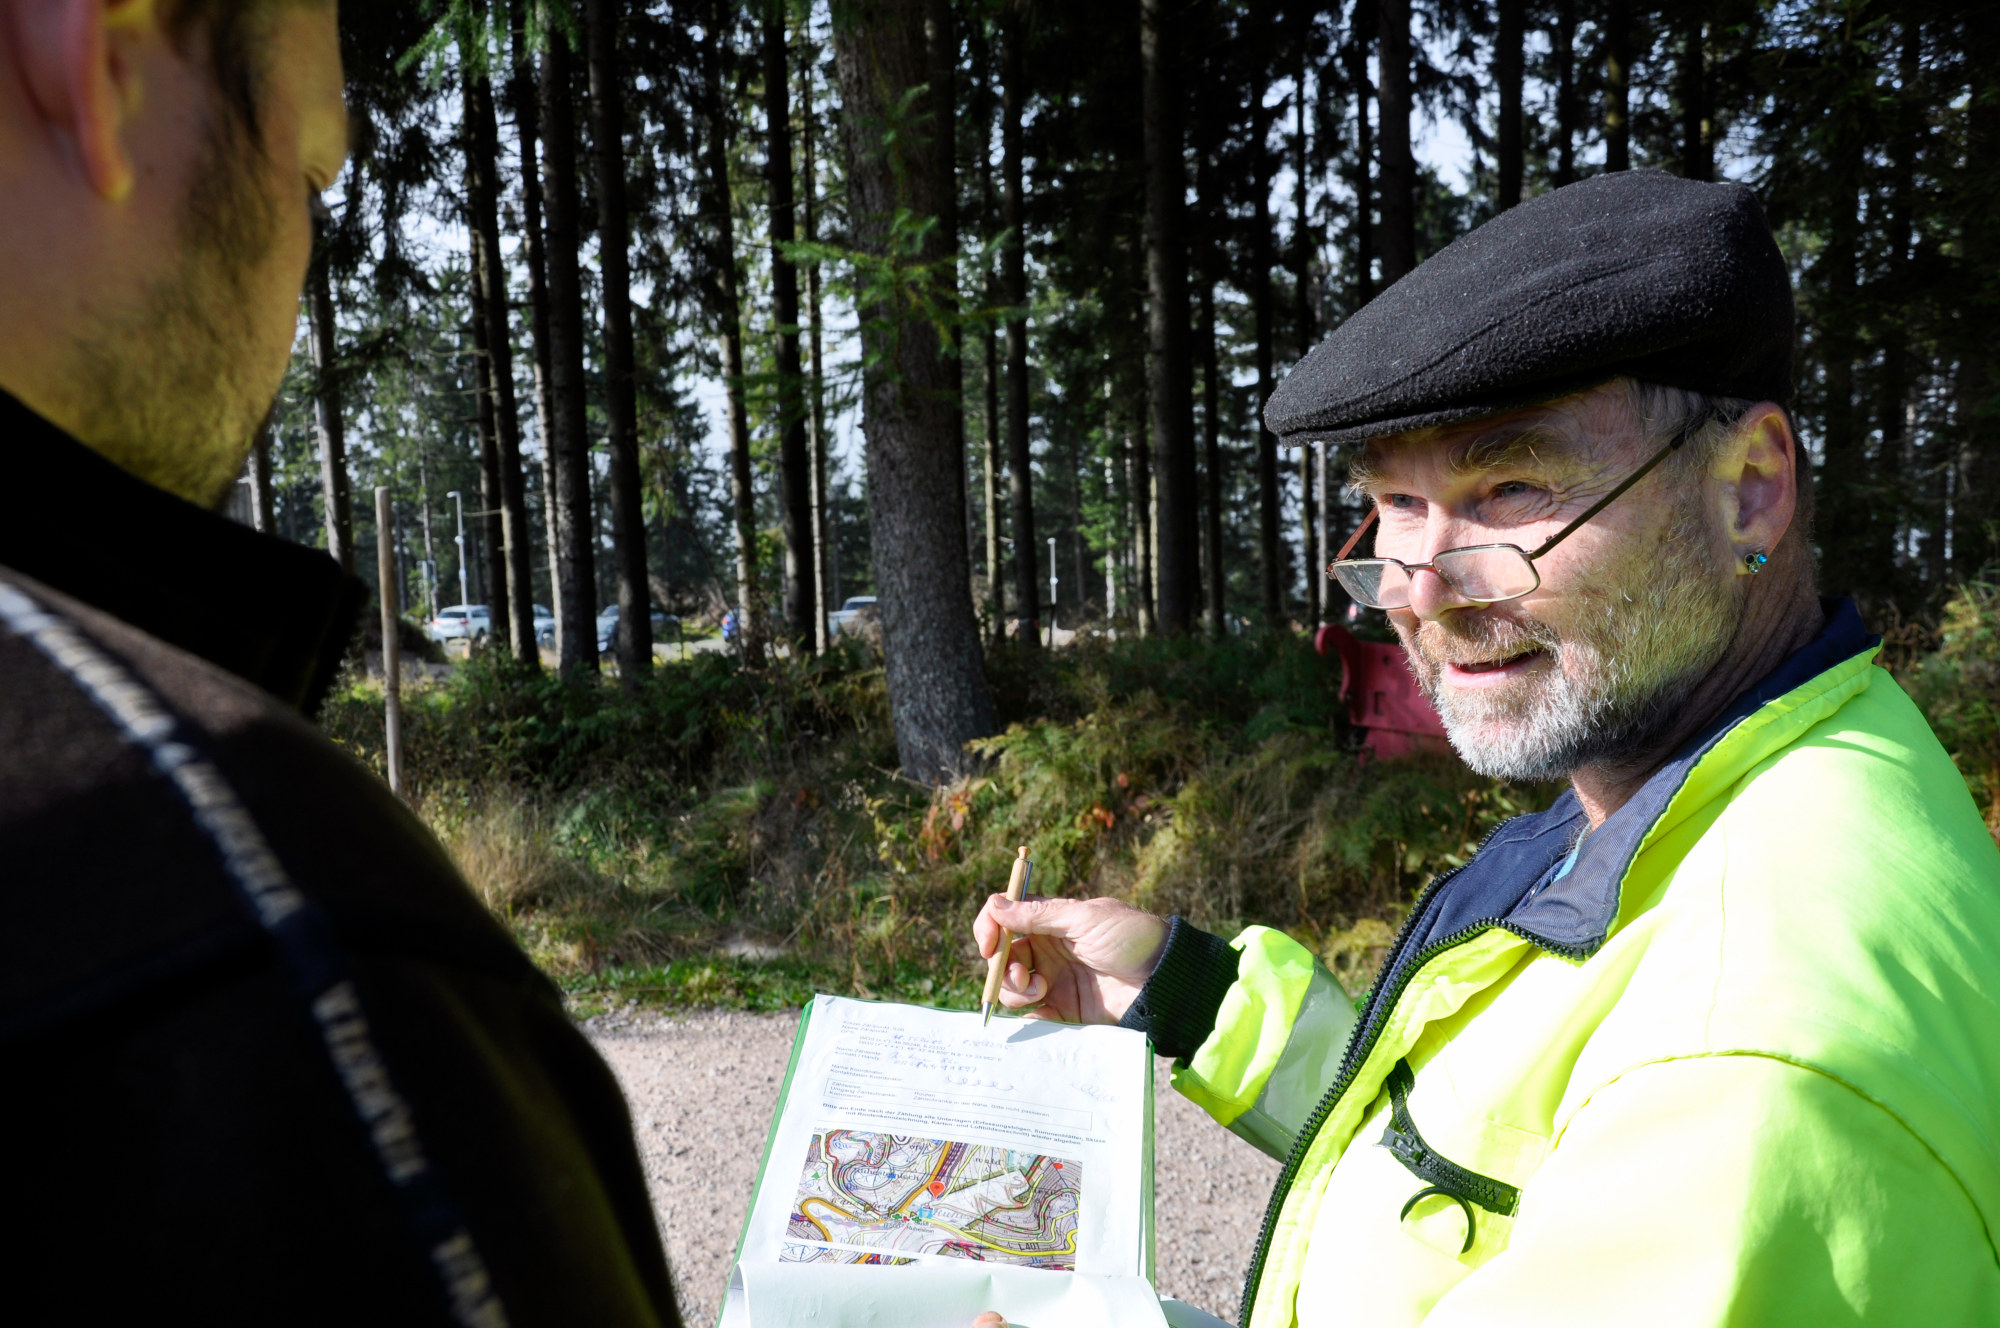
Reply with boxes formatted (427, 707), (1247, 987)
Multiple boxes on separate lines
(428, 795), (603, 916)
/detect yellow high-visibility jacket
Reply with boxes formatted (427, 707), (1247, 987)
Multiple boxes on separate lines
(1125, 602), (2000, 1326)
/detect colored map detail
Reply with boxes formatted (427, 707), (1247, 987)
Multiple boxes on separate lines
(787, 1129), (1082, 1271)
(780, 1244), (914, 1266)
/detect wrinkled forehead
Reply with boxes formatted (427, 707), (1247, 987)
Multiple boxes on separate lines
(1350, 385), (1641, 490)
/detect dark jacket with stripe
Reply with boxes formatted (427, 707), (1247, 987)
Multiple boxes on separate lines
(0, 391), (680, 1326)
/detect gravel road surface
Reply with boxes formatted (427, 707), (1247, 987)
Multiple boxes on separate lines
(588, 1008), (1280, 1327)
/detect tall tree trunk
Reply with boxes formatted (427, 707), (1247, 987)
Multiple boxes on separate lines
(1130, 405), (1154, 636)
(1346, 3), (1376, 304)
(973, 13), (1004, 643)
(1196, 126), (1225, 639)
(1001, 4), (1038, 644)
(802, 36), (832, 653)
(926, 0), (969, 634)
(1141, 0), (1197, 635)
(764, 0), (815, 655)
(1376, 0), (1415, 283)
(1604, 0), (1630, 171)
(831, 0), (997, 782)
(1880, 20), (1918, 576)
(1119, 431), (1135, 627)
(306, 245), (353, 574)
(1253, 72), (1282, 624)
(468, 287), (511, 646)
(463, 33), (536, 662)
(586, 0), (653, 683)
(1292, 52), (1318, 626)
(1553, 0), (1576, 185)
(539, 15), (599, 675)
(1678, 11), (1709, 181)
(510, 0), (559, 635)
(1316, 444), (1331, 616)
(1957, 3), (2000, 579)
(1818, 169), (1865, 600)
(702, 4), (766, 666)
(1496, 0), (1524, 209)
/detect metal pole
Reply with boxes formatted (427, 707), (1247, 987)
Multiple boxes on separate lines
(1047, 535), (1058, 644)
(376, 486), (403, 797)
(447, 490), (469, 610)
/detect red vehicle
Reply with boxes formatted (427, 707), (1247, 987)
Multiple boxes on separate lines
(1315, 622), (1452, 760)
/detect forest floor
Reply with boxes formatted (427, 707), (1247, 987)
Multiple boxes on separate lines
(587, 1006), (1279, 1328)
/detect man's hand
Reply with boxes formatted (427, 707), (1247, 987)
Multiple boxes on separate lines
(973, 894), (1169, 1025)
(972, 1315), (1005, 1328)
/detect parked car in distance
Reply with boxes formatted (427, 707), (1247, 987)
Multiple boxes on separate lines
(827, 596), (877, 638)
(533, 604), (555, 646)
(595, 603), (678, 655)
(427, 603), (489, 643)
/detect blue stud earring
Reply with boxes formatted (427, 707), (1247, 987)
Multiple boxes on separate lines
(1744, 551), (1768, 574)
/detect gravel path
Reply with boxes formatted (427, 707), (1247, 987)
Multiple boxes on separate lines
(588, 1008), (1280, 1327)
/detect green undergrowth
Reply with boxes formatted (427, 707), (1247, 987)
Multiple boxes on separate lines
(1902, 579), (2000, 833)
(321, 587), (2000, 1015)
(319, 634), (1550, 1012)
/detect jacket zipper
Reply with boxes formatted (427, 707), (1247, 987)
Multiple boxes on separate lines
(1235, 825), (1593, 1324)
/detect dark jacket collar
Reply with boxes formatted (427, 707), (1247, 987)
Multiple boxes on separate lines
(1406, 597), (1879, 960)
(0, 389), (364, 715)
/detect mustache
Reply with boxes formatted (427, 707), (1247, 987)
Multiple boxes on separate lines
(1408, 613), (1563, 667)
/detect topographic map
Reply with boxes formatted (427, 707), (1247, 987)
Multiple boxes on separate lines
(785, 1128), (1082, 1271)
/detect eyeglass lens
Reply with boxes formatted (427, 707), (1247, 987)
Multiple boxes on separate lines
(1332, 546), (1539, 610)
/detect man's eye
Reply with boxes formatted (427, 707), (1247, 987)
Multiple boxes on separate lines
(1491, 481), (1535, 500)
(1385, 493), (1421, 510)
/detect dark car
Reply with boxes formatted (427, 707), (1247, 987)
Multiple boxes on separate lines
(595, 604), (677, 655)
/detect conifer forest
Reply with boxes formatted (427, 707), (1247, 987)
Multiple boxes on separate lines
(285, 0), (2000, 1005)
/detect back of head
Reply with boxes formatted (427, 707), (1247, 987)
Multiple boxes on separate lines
(0, 0), (344, 507)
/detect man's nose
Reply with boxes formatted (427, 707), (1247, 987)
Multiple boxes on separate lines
(1400, 528), (1482, 621)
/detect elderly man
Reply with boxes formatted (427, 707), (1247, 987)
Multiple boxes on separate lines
(0, 3), (678, 1322)
(977, 173), (2000, 1326)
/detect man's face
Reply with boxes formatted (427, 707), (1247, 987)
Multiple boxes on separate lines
(64, 2), (347, 506)
(1355, 386), (1743, 782)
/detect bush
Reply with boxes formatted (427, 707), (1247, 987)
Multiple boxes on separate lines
(1903, 580), (2000, 833)
(322, 634), (1551, 1009)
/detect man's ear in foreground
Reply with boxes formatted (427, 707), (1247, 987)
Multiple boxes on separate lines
(5, 0), (168, 201)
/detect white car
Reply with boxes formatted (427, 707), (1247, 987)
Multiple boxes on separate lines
(533, 604), (555, 645)
(827, 595), (877, 638)
(427, 603), (489, 643)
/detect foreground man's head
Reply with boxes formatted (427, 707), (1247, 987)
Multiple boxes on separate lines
(0, 0), (346, 506)
(1269, 171), (1818, 821)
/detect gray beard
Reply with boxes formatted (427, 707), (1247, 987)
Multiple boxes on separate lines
(1408, 515), (1744, 783)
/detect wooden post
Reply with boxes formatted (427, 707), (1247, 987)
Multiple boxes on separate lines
(376, 486), (403, 797)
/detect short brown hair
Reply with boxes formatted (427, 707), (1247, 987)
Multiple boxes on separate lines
(159, 1), (296, 146)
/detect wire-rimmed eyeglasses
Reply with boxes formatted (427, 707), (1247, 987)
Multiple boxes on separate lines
(1326, 420), (1699, 611)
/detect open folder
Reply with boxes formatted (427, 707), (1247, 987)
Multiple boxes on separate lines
(719, 995), (1211, 1328)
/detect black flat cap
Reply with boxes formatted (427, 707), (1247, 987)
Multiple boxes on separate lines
(1266, 171), (1794, 446)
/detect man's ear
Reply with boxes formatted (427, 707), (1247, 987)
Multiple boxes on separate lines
(1711, 403), (1797, 571)
(8, 0), (155, 201)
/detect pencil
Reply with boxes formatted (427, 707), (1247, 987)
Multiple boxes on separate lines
(980, 846), (1033, 1025)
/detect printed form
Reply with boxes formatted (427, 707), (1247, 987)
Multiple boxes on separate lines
(721, 995), (1168, 1328)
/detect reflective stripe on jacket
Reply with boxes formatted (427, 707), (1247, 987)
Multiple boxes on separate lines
(1163, 602), (2000, 1326)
